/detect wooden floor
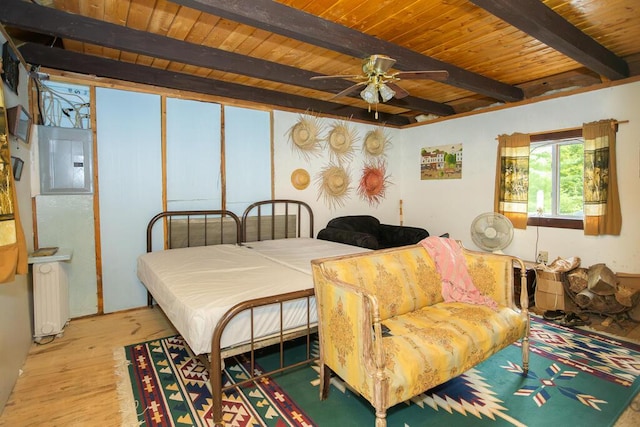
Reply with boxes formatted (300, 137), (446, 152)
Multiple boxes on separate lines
(0, 307), (176, 427)
(0, 307), (639, 426)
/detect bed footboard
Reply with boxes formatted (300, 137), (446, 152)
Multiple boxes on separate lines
(210, 288), (317, 427)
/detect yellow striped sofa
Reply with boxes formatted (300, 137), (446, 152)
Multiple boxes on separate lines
(311, 243), (530, 427)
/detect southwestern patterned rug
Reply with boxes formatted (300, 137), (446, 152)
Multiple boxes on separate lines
(115, 316), (640, 426)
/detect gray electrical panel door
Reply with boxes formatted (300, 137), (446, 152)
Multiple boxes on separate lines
(38, 126), (93, 194)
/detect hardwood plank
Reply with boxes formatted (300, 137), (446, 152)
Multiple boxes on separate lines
(470, 0), (629, 80)
(102, 0), (130, 28)
(89, 85), (104, 315)
(0, 308), (176, 426)
(546, 0), (640, 56)
(147, 1), (181, 37)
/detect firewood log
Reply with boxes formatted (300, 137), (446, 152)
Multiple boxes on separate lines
(615, 284), (637, 307)
(575, 288), (596, 308)
(587, 264), (618, 296)
(567, 268), (588, 293)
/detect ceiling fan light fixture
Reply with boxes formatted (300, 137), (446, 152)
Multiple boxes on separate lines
(360, 83), (379, 104)
(312, 55), (449, 116)
(378, 83), (395, 102)
(365, 54), (396, 75)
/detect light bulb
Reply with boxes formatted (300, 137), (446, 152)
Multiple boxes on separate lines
(360, 83), (379, 104)
(378, 84), (395, 102)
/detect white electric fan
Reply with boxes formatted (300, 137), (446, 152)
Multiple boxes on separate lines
(470, 212), (514, 253)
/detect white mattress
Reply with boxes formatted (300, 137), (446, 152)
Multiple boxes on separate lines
(137, 238), (368, 355)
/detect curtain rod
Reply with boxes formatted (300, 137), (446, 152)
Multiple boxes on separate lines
(530, 119), (628, 137)
(496, 119), (629, 139)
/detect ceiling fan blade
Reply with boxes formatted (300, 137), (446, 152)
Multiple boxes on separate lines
(393, 70), (449, 81)
(385, 82), (409, 99)
(310, 74), (363, 80)
(332, 82), (367, 99)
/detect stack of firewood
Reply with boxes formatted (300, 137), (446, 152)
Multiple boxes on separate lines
(566, 264), (639, 315)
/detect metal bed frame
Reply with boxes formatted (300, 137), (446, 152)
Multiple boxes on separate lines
(143, 199), (317, 426)
(144, 209), (242, 306)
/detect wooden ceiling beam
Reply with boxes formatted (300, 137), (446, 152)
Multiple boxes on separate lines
(170, 0), (524, 102)
(469, 0), (629, 80)
(18, 43), (410, 126)
(0, 0), (452, 117)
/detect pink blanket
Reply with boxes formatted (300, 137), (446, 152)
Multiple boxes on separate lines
(419, 237), (497, 310)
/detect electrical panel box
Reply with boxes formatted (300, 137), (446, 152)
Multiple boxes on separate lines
(38, 126), (93, 195)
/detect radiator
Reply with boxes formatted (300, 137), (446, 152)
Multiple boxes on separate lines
(33, 261), (70, 342)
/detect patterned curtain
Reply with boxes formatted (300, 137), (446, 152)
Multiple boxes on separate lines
(583, 120), (622, 235)
(494, 133), (530, 229)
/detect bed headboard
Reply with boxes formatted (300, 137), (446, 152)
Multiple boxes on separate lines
(241, 199), (314, 242)
(146, 210), (242, 252)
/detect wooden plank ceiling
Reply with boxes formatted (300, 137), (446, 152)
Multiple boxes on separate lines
(1, 0), (639, 127)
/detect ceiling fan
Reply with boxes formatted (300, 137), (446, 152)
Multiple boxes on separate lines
(311, 54), (449, 116)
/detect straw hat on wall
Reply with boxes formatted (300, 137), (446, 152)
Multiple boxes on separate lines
(362, 127), (390, 158)
(358, 160), (391, 206)
(287, 114), (323, 160)
(316, 164), (351, 209)
(291, 168), (310, 190)
(326, 121), (357, 165)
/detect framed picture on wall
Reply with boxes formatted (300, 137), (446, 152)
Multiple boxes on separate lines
(2, 42), (20, 95)
(7, 105), (32, 145)
(420, 143), (463, 180)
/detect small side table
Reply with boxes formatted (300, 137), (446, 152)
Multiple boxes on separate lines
(28, 248), (73, 342)
(513, 261), (537, 308)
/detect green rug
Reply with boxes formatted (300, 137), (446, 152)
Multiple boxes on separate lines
(116, 316), (640, 426)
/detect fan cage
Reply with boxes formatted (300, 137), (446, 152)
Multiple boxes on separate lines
(470, 212), (514, 251)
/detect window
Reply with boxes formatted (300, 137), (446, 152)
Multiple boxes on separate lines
(527, 130), (584, 229)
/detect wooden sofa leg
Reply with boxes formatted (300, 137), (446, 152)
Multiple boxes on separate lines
(375, 411), (387, 427)
(522, 335), (530, 374)
(319, 363), (331, 400)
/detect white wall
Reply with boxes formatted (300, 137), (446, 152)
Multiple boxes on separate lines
(0, 36), (34, 411)
(96, 88), (163, 313)
(273, 112), (408, 233)
(35, 195), (97, 317)
(398, 81), (640, 272)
